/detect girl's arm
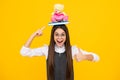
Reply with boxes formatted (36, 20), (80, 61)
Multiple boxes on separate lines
(24, 26), (45, 47)
(20, 26), (48, 57)
(72, 46), (99, 62)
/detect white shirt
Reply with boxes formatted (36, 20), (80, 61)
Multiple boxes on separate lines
(20, 44), (99, 62)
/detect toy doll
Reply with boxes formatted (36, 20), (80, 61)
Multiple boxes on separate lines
(51, 4), (68, 22)
(48, 4), (69, 26)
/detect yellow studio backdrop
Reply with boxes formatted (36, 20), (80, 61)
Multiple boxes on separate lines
(0, 0), (120, 80)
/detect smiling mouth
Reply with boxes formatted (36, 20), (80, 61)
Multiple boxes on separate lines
(57, 40), (63, 43)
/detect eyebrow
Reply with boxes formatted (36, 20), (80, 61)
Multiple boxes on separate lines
(55, 31), (65, 33)
(54, 32), (65, 34)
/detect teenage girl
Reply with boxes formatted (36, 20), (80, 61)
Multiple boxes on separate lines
(20, 24), (99, 80)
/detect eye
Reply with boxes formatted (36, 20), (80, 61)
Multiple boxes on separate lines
(55, 33), (59, 36)
(61, 34), (65, 37)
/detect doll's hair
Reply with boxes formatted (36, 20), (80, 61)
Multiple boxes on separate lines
(54, 4), (64, 11)
(48, 24), (73, 80)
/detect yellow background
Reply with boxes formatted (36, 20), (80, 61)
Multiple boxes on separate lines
(0, 0), (120, 80)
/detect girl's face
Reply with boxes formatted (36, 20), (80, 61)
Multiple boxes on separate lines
(54, 28), (66, 47)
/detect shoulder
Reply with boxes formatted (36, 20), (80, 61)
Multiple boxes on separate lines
(42, 44), (49, 53)
(40, 44), (49, 59)
(42, 44), (49, 50)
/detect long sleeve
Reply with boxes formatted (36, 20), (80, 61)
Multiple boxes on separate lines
(72, 46), (100, 62)
(20, 45), (48, 58)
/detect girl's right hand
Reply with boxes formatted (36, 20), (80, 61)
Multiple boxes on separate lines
(24, 26), (46, 47)
(33, 26), (46, 37)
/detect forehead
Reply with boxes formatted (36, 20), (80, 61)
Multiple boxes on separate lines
(54, 28), (65, 33)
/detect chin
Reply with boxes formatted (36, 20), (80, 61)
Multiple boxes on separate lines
(56, 42), (64, 47)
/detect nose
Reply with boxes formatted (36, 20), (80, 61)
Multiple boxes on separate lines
(57, 34), (63, 39)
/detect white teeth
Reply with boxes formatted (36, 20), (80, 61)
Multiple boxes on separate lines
(57, 40), (63, 43)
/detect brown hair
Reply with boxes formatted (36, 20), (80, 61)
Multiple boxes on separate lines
(48, 24), (73, 80)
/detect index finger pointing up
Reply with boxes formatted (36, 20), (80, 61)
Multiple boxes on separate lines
(40, 26), (46, 31)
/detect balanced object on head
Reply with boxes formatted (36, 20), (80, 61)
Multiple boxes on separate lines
(48, 4), (69, 26)
(48, 21), (69, 26)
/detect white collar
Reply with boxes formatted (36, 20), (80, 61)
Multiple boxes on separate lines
(55, 44), (65, 53)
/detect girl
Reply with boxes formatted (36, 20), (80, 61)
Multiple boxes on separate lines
(20, 24), (99, 80)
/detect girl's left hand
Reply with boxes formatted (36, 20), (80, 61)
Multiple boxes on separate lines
(75, 49), (86, 62)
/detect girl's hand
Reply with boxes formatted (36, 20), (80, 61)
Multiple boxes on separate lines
(33, 26), (46, 37)
(75, 49), (94, 62)
(75, 49), (86, 62)
(24, 26), (46, 47)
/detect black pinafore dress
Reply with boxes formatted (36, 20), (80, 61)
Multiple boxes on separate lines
(47, 51), (74, 80)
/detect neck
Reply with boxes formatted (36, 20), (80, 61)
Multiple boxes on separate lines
(55, 44), (65, 48)
(55, 44), (65, 53)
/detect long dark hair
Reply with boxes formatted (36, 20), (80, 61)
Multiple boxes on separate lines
(48, 24), (73, 80)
